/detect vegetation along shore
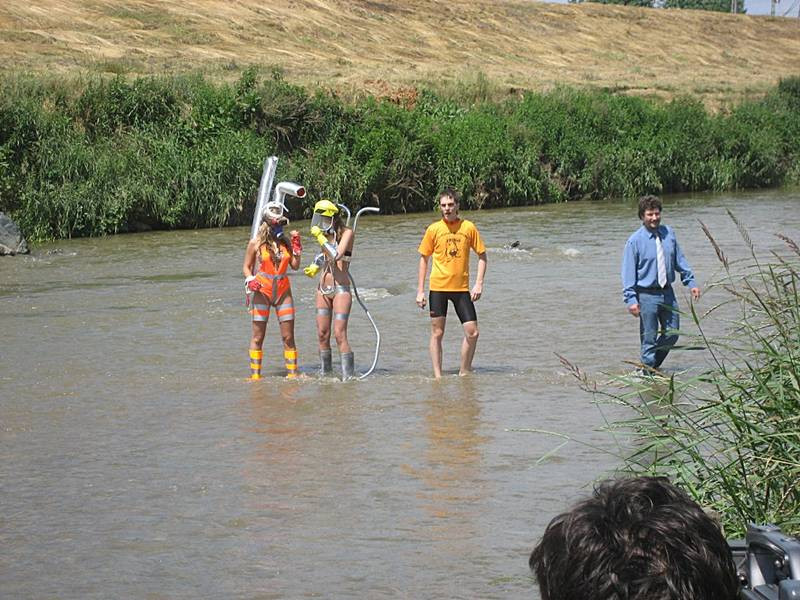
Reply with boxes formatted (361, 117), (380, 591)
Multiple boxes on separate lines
(1, 71), (799, 241)
(0, 0), (798, 242)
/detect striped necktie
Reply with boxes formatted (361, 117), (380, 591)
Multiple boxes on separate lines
(655, 233), (667, 288)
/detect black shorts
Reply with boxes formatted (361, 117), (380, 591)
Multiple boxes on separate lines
(429, 291), (477, 323)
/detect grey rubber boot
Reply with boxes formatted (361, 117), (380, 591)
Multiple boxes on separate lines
(320, 349), (333, 374)
(341, 352), (355, 381)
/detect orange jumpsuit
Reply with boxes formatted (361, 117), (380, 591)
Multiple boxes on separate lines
(250, 243), (295, 323)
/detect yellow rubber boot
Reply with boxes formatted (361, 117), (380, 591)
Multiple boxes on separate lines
(284, 348), (298, 379)
(249, 349), (263, 380)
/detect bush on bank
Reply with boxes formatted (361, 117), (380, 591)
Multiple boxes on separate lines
(0, 69), (799, 240)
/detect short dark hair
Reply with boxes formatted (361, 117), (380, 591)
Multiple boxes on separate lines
(439, 187), (460, 205)
(529, 477), (738, 600)
(638, 194), (662, 219)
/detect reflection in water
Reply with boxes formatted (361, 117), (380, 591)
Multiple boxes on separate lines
(244, 379), (308, 500)
(412, 377), (488, 554)
(240, 378), (372, 595)
(240, 380), (315, 582)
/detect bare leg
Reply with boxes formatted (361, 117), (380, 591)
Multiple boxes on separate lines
(332, 291), (353, 354)
(278, 317), (296, 351)
(430, 316), (446, 379)
(249, 320), (266, 351)
(316, 292), (333, 351)
(249, 320), (267, 379)
(248, 292), (268, 380)
(459, 320), (479, 376)
(249, 291), (268, 351)
(279, 318), (298, 378)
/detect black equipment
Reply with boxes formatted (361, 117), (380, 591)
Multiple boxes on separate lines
(730, 524), (800, 599)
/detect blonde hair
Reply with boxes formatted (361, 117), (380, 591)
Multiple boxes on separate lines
(256, 222), (290, 257)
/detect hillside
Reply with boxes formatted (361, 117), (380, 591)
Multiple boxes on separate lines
(0, 0), (799, 106)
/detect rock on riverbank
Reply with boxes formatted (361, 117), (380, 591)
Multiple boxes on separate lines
(0, 212), (29, 255)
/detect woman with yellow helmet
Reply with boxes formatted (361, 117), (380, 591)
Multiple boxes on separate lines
(304, 199), (356, 379)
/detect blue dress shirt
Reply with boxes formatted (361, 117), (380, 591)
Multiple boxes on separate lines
(621, 224), (696, 305)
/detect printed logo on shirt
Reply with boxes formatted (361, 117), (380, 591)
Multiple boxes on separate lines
(445, 235), (462, 261)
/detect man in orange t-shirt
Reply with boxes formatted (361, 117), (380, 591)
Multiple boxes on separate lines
(416, 188), (487, 378)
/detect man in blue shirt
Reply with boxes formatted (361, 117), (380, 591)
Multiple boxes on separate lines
(621, 195), (701, 372)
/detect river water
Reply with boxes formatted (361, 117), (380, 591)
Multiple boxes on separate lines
(1, 190), (798, 599)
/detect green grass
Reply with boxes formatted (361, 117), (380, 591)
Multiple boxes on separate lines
(1, 69), (799, 241)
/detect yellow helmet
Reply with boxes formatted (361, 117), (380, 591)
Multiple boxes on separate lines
(313, 199), (339, 217)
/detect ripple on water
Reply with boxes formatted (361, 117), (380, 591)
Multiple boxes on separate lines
(352, 287), (394, 300)
(487, 244), (582, 259)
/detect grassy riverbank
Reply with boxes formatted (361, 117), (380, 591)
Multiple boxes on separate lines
(2, 0), (800, 109)
(1, 71), (799, 241)
(2, 0), (800, 241)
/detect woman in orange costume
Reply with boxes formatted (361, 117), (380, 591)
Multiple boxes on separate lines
(243, 202), (302, 379)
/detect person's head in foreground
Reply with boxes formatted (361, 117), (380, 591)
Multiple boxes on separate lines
(529, 476), (738, 600)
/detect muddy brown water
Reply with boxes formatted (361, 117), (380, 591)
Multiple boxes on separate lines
(2, 190), (798, 598)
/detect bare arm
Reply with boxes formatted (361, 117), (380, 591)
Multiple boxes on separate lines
(287, 230), (301, 271)
(337, 228), (354, 261)
(243, 239), (258, 278)
(471, 252), (487, 301)
(416, 254), (430, 308)
(311, 226), (352, 261)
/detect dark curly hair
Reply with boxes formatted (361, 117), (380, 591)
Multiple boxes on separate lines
(638, 195), (663, 219)
(529, 477), (738, 600)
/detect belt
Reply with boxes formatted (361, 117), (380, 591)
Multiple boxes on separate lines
(637, 285), (671, 292)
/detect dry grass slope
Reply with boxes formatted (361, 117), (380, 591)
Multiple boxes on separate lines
(0, 0), (799, 106)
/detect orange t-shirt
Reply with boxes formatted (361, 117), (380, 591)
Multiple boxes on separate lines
(418, 218), (485, 291)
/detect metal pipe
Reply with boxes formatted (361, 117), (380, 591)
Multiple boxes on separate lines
(250, 156), (278, 240)
(349, 206), (381, 379)
(339, 204), (352, 227)
(272, 182), (306, 211)
(352, 206), (378, 235)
